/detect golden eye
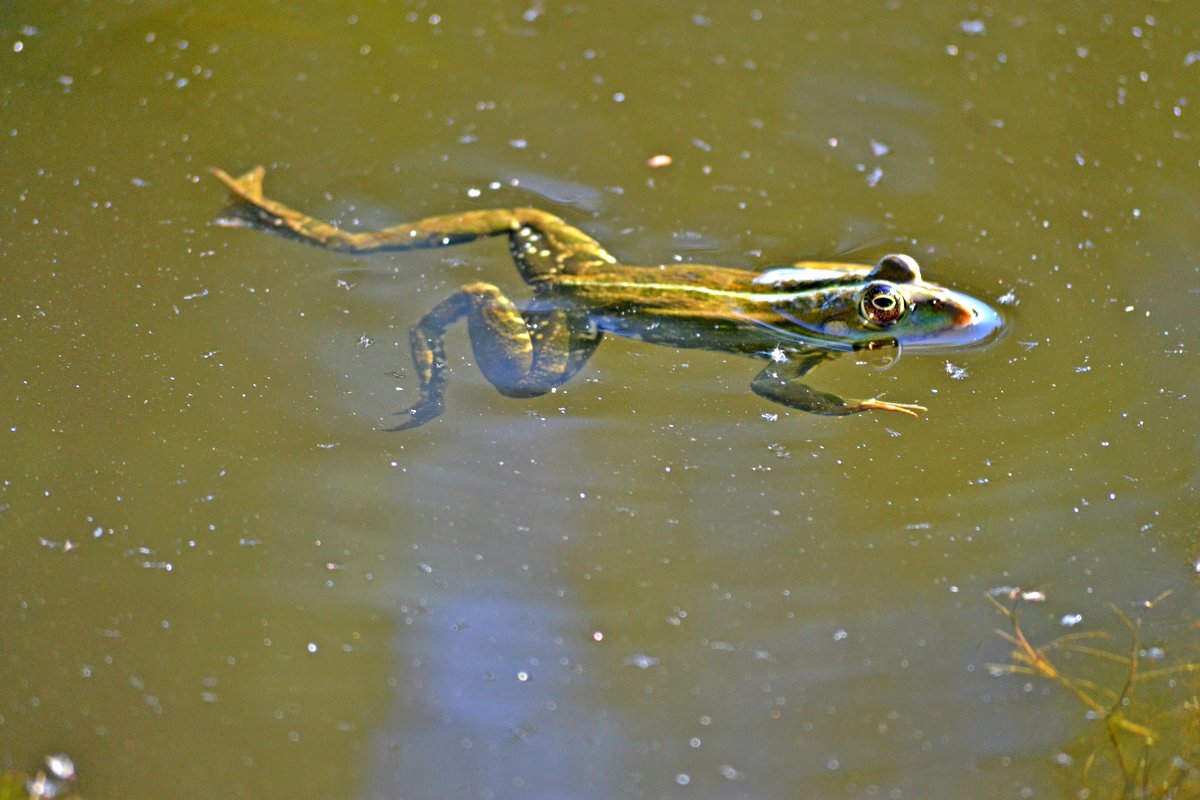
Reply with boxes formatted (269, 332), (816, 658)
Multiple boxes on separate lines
(858, 283), (907, 326)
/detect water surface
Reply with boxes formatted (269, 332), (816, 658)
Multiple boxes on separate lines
(2, 3), (1197, 798)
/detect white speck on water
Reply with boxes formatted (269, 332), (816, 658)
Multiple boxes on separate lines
(624, 653), (659, 669)
(1060, 614), (1083, 627)
(864, 166), (883, 187)
(996, 289), (1018, 306)
(307, 642), (318, 653)
(45, 755), (75, 782)
(675, 774), (690, 786)
(960, 19), (986, 35)
(833, 629), (848, 642)
(719, 764), (744, 781)
(869, 139), (890, 156)
(944, 361), (968, 380)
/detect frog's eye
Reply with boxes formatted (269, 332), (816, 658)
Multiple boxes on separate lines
(858, 282), (907, 327)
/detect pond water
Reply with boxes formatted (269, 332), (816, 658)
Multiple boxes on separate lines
(2, 2), (1197, 798)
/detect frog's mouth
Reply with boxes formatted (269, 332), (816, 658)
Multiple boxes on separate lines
(912, 292), (1006, 350)
(737, 291), (1006, 354)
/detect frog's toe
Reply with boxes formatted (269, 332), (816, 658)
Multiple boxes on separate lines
(209, 165), (267, 203)
(383, 401), (444, 431)
(856, 398), (927, 417)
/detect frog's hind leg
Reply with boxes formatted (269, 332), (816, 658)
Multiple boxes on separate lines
(210, 166), (619, 278)
(390, 283), (601, 430)
(504, 211), (618, 282)
(211, 166), (364, 249)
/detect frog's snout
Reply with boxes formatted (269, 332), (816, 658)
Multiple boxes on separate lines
(955, 293), (1004, 340)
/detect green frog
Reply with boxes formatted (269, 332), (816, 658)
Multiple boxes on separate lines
(211, 166), (1003, 430)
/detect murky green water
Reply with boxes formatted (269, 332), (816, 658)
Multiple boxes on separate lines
(2, 2), (1197, 798)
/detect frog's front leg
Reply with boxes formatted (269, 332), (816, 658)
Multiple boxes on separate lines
(750, 351), (927, 418)
(391, 283), (601, 430)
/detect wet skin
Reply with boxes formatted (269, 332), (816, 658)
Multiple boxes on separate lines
(210, 166), (1003, 429)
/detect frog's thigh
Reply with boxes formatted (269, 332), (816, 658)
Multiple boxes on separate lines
(521, 309), (601, 391)
(456, 283), (538, 393)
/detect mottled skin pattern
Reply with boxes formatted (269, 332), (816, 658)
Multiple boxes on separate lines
(210, 166), (1001, 429)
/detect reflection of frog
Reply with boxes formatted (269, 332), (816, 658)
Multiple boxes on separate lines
(212, 166), (1003, 429)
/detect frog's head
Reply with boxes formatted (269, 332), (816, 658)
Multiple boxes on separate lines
(762, 254), (1003, 351)
(850, 254), (1003, 350)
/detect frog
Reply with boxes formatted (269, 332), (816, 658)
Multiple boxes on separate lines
(210, 166), (1003, 430)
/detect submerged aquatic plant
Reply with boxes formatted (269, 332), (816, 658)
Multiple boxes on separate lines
(986, 588), (1200, 799)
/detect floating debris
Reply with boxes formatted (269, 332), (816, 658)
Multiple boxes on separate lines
(646, 154), (673, 169)
(38, 537), (80, 553)
(986, 585), (1046, 602)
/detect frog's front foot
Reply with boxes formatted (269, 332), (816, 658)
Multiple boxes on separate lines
(383, 400), (445, 432)
(750, 360), (927, 419)
(851, 398), (927, 418)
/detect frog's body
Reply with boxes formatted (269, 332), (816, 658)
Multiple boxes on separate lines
(211, 166), (1002, 429)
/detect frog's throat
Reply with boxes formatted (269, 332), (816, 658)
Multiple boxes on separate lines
(734, 313), (859, 353)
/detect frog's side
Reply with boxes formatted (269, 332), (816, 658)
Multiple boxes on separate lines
(210, 166), (1002, 430)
